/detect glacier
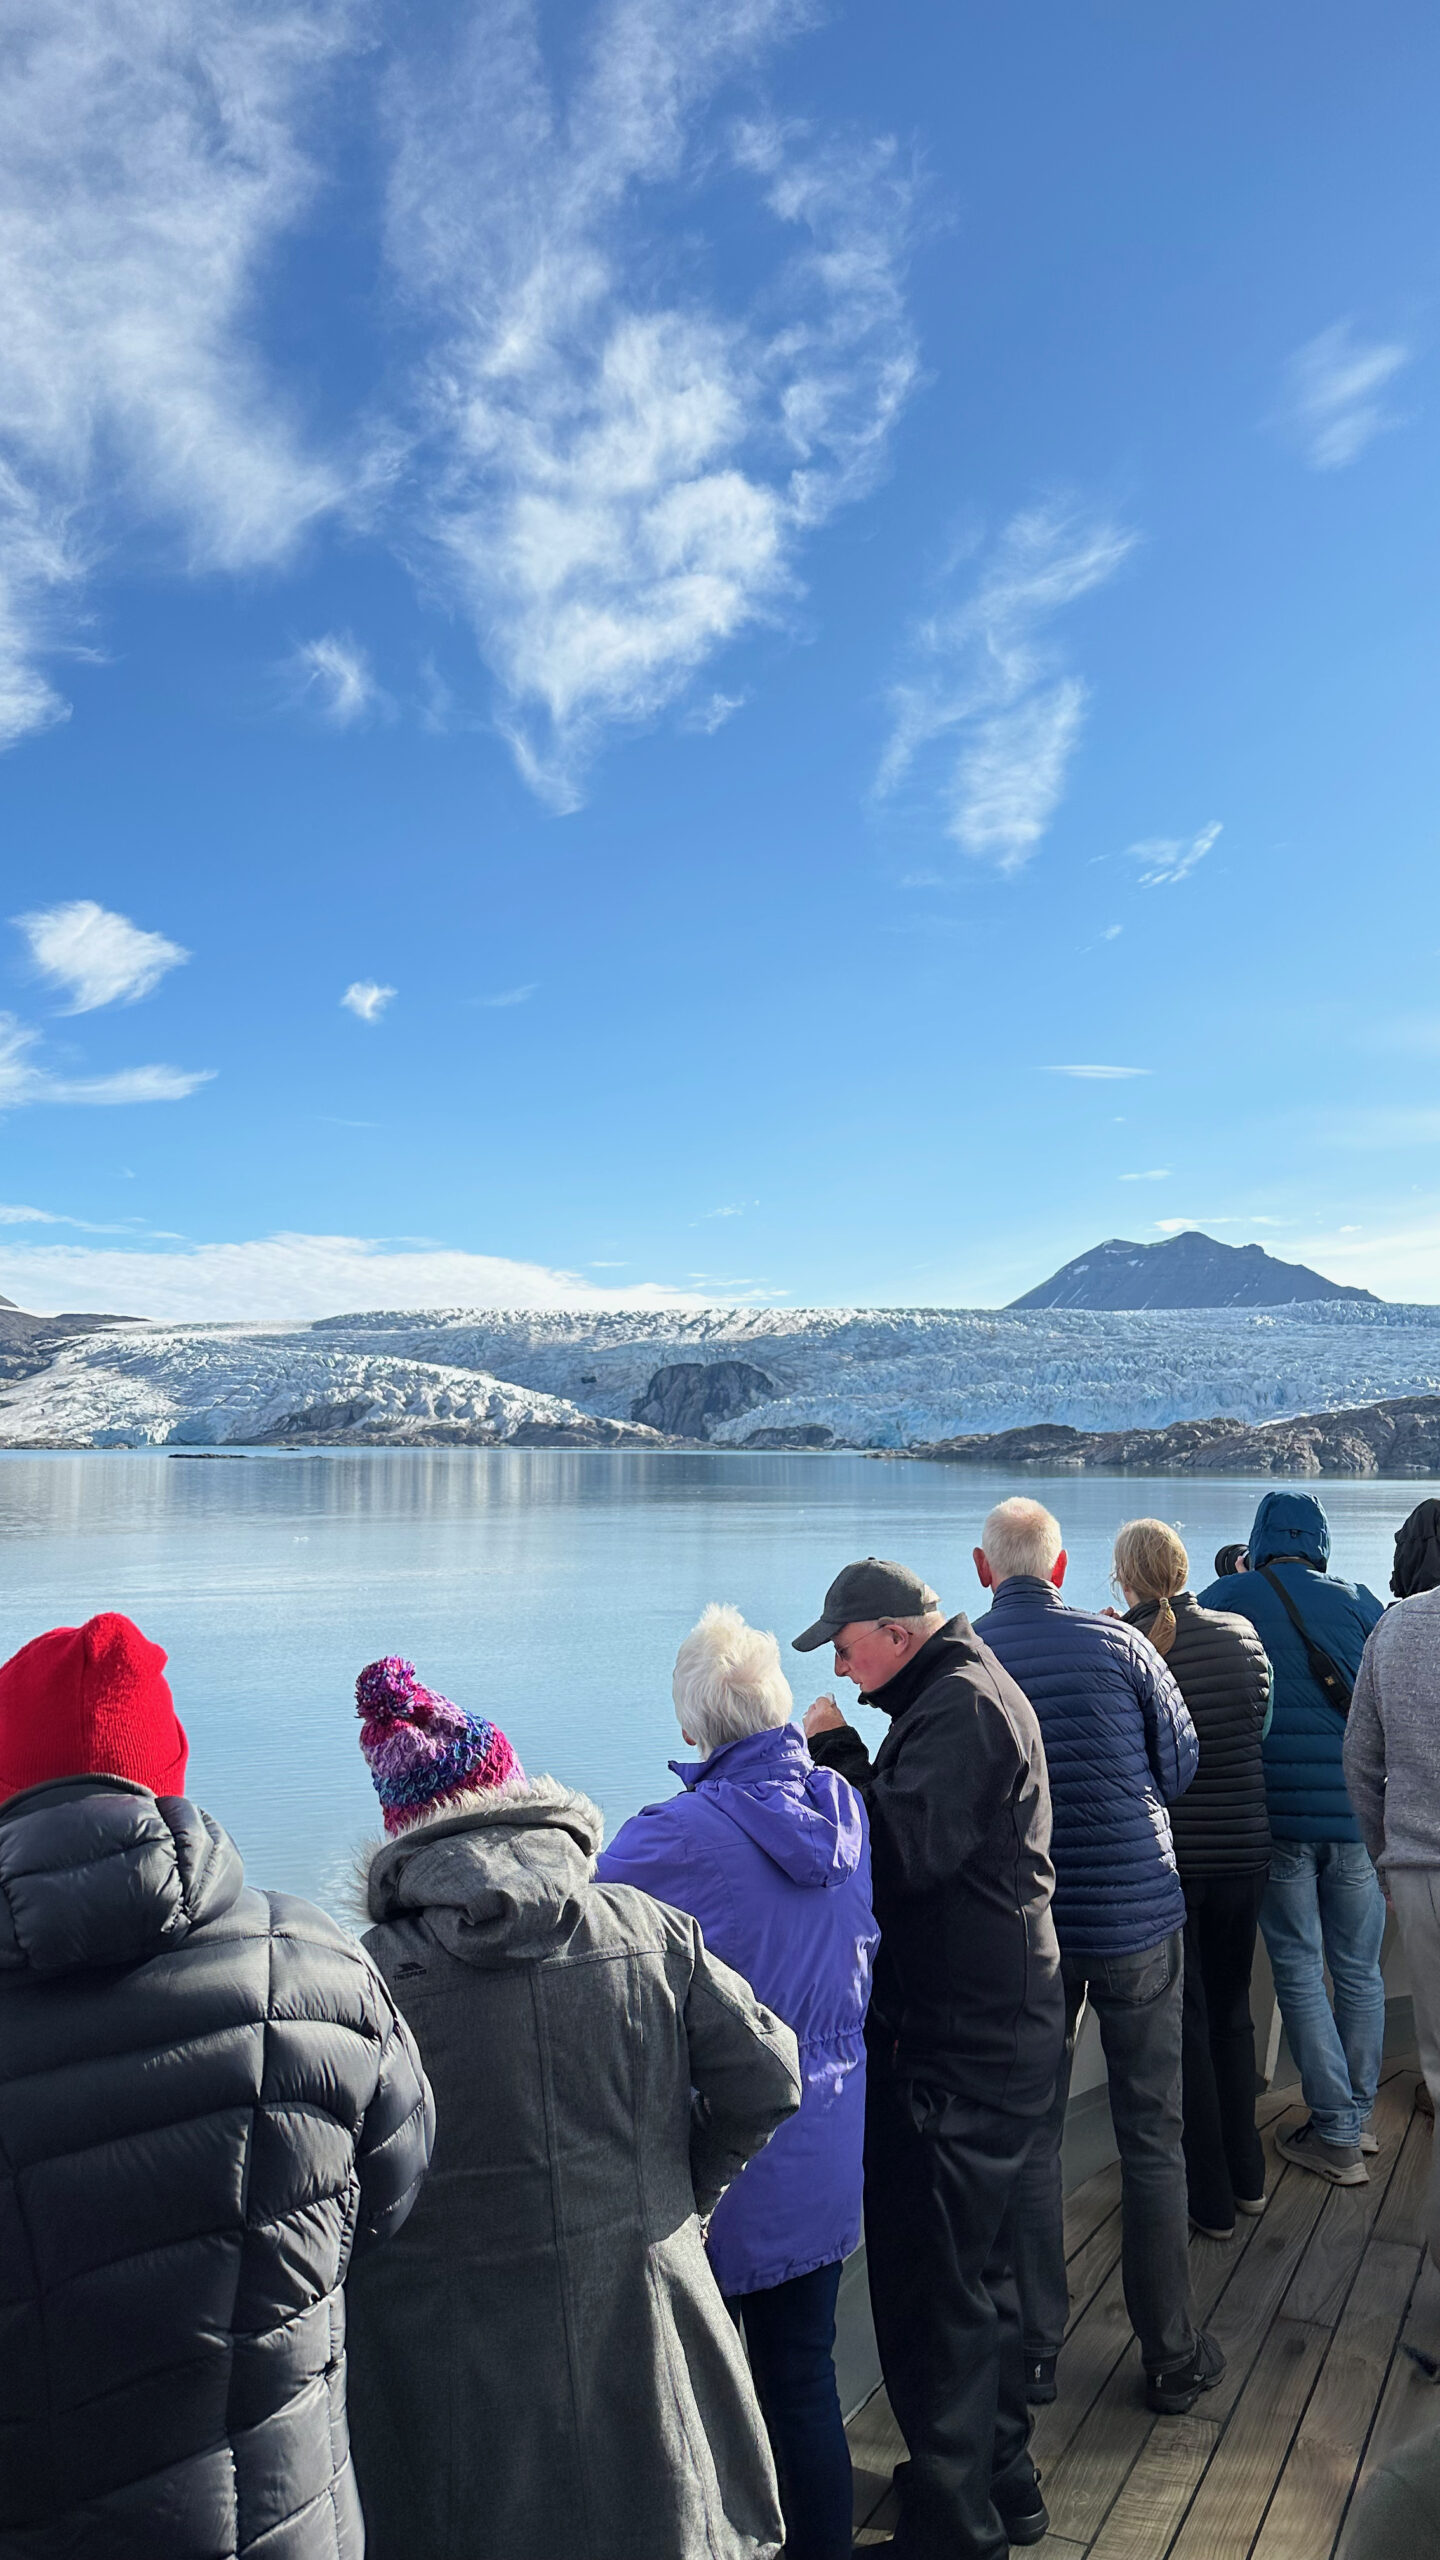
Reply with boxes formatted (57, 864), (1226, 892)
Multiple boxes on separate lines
(5, 1298), (1440, 1449)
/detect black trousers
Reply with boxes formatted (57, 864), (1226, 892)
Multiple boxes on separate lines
(863, 2072), (1037, 2560)
(1181, 1871), (1268, 2230)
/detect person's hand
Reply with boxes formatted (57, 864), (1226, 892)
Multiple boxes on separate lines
(804, 1694), (845, 1738)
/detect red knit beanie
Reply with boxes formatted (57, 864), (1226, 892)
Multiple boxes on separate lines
(0, 1614), (188, 1803)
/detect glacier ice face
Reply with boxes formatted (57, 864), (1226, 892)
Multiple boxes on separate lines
(5, 1299), (1440, 1450)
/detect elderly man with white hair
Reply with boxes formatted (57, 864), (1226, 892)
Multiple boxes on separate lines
(598, 1603), (877, 2560)
(800, 1557), (1063, 2560)
(972, 1498), (1220, 2421)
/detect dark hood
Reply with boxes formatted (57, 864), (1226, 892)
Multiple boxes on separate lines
(0, 1777), (244, 1977)
(1248, 1491), (1331, 1572)
(669, 1723), (864, 1889)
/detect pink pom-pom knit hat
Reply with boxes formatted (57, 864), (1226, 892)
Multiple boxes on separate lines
(356, 1656), (522, 1836)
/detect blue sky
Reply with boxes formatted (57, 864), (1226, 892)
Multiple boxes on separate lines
(2, 0), (1438, 1320)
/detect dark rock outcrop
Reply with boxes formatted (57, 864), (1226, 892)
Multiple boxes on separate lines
(1009, 1233), (1377, 1312)
(0, 1299), (140, 1384)
(631, 1360), (778, 1438)
(913, 1395), (1440, 1476)
(742, 1424), (836, 1450)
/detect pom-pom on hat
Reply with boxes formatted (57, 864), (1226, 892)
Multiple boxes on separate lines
(356, 1656), (521, 1836)
(0, 1613), (188, 1804)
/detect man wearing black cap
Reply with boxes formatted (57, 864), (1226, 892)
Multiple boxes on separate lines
(798, 1559), (1063, 2560)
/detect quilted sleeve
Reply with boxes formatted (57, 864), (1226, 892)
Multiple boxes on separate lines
(350, 1982), (435, 2259)
(1134, 1639), (1200, 1802)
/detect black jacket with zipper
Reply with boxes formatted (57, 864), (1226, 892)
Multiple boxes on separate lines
(808, 1616), (1063, 2117)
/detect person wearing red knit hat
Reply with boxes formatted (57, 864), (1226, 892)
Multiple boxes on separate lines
(0, 1613), (434, 2560)
(0, 1611), (188, 1800)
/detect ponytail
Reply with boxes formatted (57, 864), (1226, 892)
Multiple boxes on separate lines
(1113, 1519), (1189, 1656)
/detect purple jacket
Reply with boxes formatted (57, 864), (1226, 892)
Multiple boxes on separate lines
(597, 1723), (876, 2297)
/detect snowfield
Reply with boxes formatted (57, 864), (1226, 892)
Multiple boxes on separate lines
(5, 1298), (1440, 1448)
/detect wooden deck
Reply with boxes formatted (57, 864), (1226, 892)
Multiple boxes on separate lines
(848, 2060), (1439, 2556)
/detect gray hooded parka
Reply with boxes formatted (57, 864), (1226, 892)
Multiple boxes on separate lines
(344, 1777), (802, 2560)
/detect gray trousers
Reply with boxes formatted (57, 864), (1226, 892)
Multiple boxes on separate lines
(1013, 1931), (1197, 2372)
(1385, 1869), (1440, 2265)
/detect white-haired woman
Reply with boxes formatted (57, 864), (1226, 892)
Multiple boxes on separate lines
(598, 1605), (878, 2560)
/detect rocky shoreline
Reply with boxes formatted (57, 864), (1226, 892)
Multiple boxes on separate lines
(906, 1394), (1440, 1476)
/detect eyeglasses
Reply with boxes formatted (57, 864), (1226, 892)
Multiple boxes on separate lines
(833, 1621), (897, 1665)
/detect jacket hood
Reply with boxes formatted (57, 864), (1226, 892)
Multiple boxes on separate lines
(363, 1774), (603, 1959)
(0, 1777), (244, 1977)
(1248, 1491), (1331, 1571)
(670, 1723), (863, 1889)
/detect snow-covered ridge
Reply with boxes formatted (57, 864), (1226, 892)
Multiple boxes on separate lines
(6, 1299), (1440, 1449)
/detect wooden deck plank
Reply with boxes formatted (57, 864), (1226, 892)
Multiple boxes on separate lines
(1029, 2260), (1135, 2470)
(1356, 2254), (1440, 2478)
(1374, 2098), (1434, 2249)
(848, 2388), (904, 2531)
(1252, 2237), (1421, 2560)
(1200, 2162), (1329, 2421)
(1084, 2413), (1218, 2560)
(1038, 2210), (1264, 2545)
(1167, 2316), (1330, 2560)
(1063, 2208), (1124, 2334)
(1282, 2075), (1418, 2328)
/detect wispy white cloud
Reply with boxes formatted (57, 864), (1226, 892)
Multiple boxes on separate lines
(1120, 1168), (1171, 1181)
(1153, 1214), (1283, 1232)
(878, 504), (1137, 871)
(682, 690), (748, 735)
(0, 0), (352, 745)
(1124, 820), (1221, 887)
(16, 899), (189, 1011)
(1044, 1063), (1150, 1081)
(384, 0), (917, 805)
(1280, 322), (1413, 471)
(476, 983), (538, 1010)
(0, 1200), (153, 1232)
(0, 1012), (212, 1107)
(289, 633), (386, 726)
(0, 1229), (728, 1320)
(341, 980), (395, 1023)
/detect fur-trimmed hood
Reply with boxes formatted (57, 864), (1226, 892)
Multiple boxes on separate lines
(361, 1775), (605, 1962)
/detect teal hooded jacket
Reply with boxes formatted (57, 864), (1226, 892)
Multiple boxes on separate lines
(1198, 1492), (1383, 1842)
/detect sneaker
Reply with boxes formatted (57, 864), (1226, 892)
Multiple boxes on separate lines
(1146, 2329), (1226, 2416)
(998, 2477), (1051, 2547)
(1234, 2192), (1268, 2217)
(1275, 2117), (1369, 2186)
(1024, 2353), (1057, 2405)
(1189, 2215), (1235, 2241)
(1360, 2127), (1380, 2156)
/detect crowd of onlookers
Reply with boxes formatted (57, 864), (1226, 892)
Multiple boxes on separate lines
(2, 1485), (1439, 2559)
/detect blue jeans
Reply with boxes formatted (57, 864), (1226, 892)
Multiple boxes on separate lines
(727, 2260), (852, 2560)
(1260, 1841), (1386, 2147)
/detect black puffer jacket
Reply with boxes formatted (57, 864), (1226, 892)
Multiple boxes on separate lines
(1126, 1594), (1272, 1879)
(0, 1776), (434, 2559)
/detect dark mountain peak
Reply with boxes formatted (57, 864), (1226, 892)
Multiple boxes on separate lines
(1009, 1231), (1379, 1311)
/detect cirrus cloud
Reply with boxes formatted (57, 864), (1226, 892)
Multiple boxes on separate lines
(15, 899), (189, 1011)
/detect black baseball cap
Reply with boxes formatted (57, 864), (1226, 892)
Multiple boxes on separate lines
(792, 1558), (941, 1653)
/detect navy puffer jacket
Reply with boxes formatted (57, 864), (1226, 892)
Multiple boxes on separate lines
(974, 1578), (1198, 1960)
(1198, 1490), (1383, 1843)
(0, 1775), (434, 2559)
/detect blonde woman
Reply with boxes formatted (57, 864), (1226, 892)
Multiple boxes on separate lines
(1115, 1520), (1274, 2238)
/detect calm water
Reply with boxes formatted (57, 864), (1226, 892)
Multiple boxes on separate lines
(0, 1451), (1417, 1916)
